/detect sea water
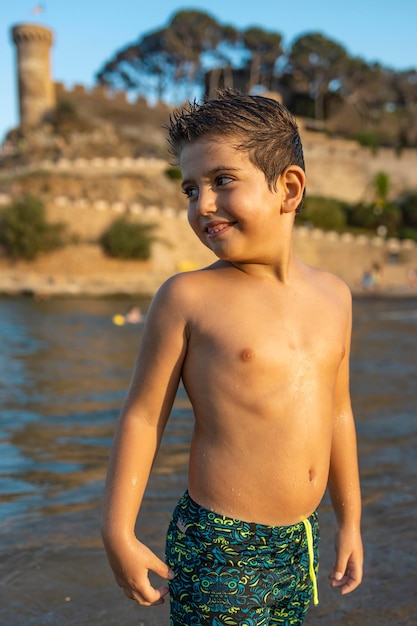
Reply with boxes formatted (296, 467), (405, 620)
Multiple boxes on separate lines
(0, 295), (416, 625)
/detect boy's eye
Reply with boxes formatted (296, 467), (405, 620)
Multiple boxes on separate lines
(216, 175), (233, 187)
(182, 186), (198, 199)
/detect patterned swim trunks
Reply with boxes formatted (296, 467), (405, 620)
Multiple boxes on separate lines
(165, 491), (319, 625)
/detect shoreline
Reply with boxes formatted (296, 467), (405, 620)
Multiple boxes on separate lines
(1, 280), (416, 300)
(1, 249), (416, 300)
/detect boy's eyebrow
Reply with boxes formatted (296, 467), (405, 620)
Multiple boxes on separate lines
(181, 166), (242, 189)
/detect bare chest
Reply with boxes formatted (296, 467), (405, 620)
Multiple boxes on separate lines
(187, 304), (345, 376)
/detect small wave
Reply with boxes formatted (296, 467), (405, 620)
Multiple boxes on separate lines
(377, 310), (417, 321)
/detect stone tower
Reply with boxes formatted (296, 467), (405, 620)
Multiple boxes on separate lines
(11, 23), (56, 128)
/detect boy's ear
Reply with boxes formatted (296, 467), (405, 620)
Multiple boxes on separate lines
(279, 165), (306, 214)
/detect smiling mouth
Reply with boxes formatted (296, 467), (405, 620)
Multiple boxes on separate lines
(205, 222), (235, 238)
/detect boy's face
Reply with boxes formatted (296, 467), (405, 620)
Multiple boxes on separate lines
(180, 137), (291, 265)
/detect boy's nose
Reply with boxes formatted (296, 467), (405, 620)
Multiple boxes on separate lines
(196, 188), (217, 216)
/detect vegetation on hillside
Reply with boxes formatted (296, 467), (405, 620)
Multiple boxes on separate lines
(299, 173), (417, 240)
(96, 9), (417, 151)
(99, 217), (158, 259)
(0, 195), (66, 260)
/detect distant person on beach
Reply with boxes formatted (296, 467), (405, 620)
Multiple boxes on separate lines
(124, 305), (142, 324)
(112, 305), (142, 326)
(370, 262), (383, 289)
(406, 266), (417, 288)
(101, 89), (363, 625)
(361, 262), (383, 291)
(361, 268), (374, 291)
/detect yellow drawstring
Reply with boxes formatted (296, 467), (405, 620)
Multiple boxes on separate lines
(302, 518), (319, 605)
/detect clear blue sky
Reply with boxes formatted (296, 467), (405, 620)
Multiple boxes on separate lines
(1, 0), (417, 142)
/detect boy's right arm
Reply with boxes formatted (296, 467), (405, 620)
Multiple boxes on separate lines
(101, 277), (189, 605)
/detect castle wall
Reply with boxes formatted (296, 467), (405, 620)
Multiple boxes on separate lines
(45, 197), (417, 291)
(300, 129), (417, 204)
(2, 182), (415, 295)
(49, 83), (417, 204)
(3, 139), (417, 208)
(4, 23), (417, 296)
(8, 21), (417, 204)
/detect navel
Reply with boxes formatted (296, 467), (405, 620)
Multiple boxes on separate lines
(239, 348), (254, 362)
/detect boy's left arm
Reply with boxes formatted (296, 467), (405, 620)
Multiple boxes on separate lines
(328, 289), (363, 595)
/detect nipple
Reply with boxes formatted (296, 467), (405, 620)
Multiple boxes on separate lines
(239, 348), (254, 362)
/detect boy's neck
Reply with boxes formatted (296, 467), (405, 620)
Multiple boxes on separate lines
(230, 244), (299, 285)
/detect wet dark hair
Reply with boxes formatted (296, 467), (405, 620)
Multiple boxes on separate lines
(167, 88), (305, 215)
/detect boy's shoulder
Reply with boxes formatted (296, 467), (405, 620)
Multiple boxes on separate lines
(153, 261), (223, 306)
(302, 262), (352, 307)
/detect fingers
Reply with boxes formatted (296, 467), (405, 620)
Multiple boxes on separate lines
(122, 581), (170, 606)
(152, 556), (175, 582)
(329, 573), (360, 594)
(118, 552), (175, 607)
(329, 562), (362, 594)
(330, 529), (363, 595)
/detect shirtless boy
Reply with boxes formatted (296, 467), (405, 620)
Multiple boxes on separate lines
(101, 89), (363, 625)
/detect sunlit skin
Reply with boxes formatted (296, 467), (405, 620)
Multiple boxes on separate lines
(101, 138), (363, 607)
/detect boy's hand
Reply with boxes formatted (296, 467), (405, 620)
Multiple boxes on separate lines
(107, 539), (175, 606)
(329, 526), (363, 594)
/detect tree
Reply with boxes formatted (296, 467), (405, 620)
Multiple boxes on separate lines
(391, 69), (417, 108)
(287, 32), (348, 120)
(391, 70), (417, 148)
(96, 10), (288, 102)
(340, 60), (396, 121)
(96, 10), (238, 102)
(94, 12), (417, 148)
(241, 27), (283, 91)
(337, 58), (381, 123)
(97, 29), (184, 101)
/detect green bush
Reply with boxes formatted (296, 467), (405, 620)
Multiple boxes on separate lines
(165, 166), (182, 180)
(347, 202), (402, 235)
(100, 217), (157, 259)
(356, 128), (380, 152)
(55, 98), (78, 121)
(399, 192), (417, 228)
(50, 99), (93, 134)
(297, 196), (348, 230)
(373, 171), (390, 203)
(0, 195), (66, 260)
(398, 226), (417, 241)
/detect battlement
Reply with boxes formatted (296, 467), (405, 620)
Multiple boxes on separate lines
(54, 81), (153, 109)
(11, 23), (54, 45)
(0, 155), (168, 178)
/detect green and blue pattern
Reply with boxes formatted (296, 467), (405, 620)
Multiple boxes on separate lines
(166, 492), (319, 625)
